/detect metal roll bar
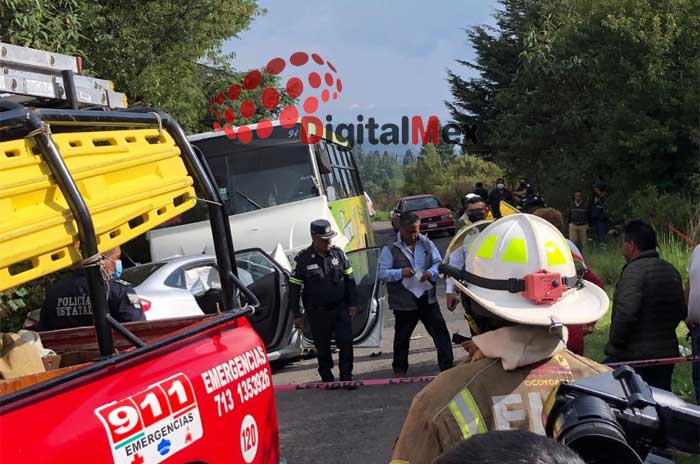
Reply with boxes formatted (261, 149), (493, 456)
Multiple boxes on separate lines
(0, 105), (254, 357)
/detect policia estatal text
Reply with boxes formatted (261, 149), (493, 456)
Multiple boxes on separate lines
(36, 246), (144, 331)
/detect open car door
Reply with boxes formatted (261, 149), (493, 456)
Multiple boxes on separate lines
(235, 248), (294, 354)
(302, 247), (386, 348)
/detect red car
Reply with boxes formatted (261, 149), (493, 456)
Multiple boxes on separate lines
(391, 194), (456, 235)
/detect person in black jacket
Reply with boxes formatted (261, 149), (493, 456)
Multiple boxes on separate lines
(36, 246), (145, 331)
(604, 220), (687, 390)
(487, 178), (513, 219)
(288, 219), (358, 383)
(473, 182), (489, 201)
(568, 190), (589, 251)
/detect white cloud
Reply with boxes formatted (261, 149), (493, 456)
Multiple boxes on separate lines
(223, 0), (498, 128)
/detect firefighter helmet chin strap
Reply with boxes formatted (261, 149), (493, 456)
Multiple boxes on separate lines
(460, 269), (583, 305)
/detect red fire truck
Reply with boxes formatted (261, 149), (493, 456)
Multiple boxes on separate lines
(0, 42), (280, 463)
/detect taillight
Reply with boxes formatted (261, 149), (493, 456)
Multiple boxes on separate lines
(139, 297), (152, 311)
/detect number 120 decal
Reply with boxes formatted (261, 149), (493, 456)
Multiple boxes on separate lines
(95, 373), (204, 464)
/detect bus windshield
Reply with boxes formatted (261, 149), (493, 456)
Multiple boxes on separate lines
(190, 135), (317, 216)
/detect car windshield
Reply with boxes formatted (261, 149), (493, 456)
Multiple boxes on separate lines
(403, 197), (440, 211)
(121, 262), (167, 286)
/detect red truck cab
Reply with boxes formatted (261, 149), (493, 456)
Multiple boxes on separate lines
(0, 44), (280, 463)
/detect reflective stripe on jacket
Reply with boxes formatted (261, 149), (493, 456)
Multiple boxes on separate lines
(390, 349), (608, 464)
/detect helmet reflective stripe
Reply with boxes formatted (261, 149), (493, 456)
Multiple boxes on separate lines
(502, 238), (527, 264)
(456, 214), (609, 326)
(545, 240), (568, 266)
(475, 235), (498, 259)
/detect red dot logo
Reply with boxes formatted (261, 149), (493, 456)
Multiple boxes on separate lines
(209, 50), (343, 144)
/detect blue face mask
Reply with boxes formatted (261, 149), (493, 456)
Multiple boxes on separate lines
(112, 259), (123, 280)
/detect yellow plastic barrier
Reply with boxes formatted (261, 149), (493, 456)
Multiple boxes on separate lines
(0, 128), (196, 290)
(500, 200), (519, 216)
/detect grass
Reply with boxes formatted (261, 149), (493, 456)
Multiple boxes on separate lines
(372, 210), (392, 222)
(583, 236), (695, 402)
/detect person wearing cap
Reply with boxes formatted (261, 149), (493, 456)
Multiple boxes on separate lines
(390, 214), (609, 464)
(379, 212), (454, 376)
(288, 219), (358, 383)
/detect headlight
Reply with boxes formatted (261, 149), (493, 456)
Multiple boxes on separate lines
(441, 214), (453, 221)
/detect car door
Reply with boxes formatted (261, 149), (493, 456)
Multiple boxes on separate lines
(235, 248), (292, 353)
(302, 247), (386, 348)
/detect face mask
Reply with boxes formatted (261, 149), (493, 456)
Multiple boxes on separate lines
(467, 211), (486, 223)
(112, 259), (123, 280)
(497, 183), (505, 190)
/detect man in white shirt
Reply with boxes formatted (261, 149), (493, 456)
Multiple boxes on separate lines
(445, 197), (491, 313)
(686, 244), (699, 403)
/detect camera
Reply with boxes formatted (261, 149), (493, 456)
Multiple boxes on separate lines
(544, 366), (700, 464)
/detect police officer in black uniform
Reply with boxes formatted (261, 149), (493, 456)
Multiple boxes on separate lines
(36, 246), (145, 331)
(289, 219), (358, 383)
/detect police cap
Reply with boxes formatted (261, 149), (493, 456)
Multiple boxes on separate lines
(310, 219), (337, 239)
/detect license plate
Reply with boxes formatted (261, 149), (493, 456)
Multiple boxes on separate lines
(427, 223), (438, 229)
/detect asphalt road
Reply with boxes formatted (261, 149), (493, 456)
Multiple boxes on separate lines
(272, 222), (468, 464)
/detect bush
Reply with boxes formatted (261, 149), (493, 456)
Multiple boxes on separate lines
(403, 145), (503, 212)
(623, 185), (698, 242)
(0, 277), (53, 332)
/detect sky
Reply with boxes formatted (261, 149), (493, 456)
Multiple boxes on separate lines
(223, 0), (500, 151)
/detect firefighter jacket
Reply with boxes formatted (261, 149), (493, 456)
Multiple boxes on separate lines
(390, 325), (608, 464)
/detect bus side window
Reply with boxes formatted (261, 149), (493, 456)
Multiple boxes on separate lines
(326, 144), (349, 199)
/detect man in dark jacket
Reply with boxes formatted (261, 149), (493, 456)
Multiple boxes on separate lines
(605, 220), (687, 390)
(487, 178), (513, 219)
(568, 190), (589, 251)
(473, 182), (489, 201)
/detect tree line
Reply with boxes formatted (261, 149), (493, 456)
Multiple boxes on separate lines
(447, 0), (699, 234)
(354, 144), (503, 212)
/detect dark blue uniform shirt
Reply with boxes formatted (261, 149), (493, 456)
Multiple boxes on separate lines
(36, 271), (145, 331)
(288, 246), (357, 317)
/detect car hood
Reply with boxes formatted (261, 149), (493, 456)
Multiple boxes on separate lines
(412, 207), (452, 218)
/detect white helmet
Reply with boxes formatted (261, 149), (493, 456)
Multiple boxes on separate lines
(449, 214), (608, 326)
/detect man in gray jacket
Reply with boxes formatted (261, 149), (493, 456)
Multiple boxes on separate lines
(378, 212), (454, 376)
(605, 220), (687, 390)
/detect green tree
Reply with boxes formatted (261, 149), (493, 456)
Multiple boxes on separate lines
(0, 0), (267, 329)
(404, 144), (503, 210)
(1, 0), (267, 132)
(448, 0), (700, 216)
